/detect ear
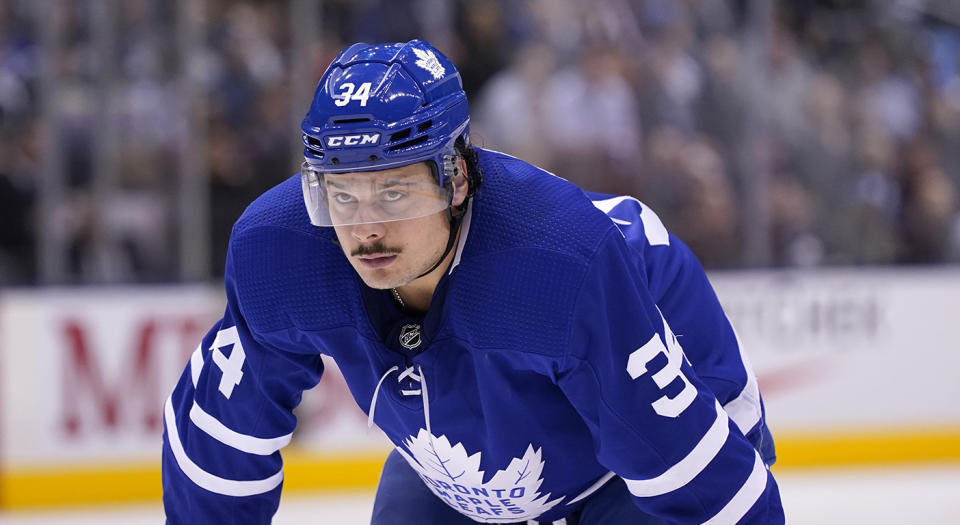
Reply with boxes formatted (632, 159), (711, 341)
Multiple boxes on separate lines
(451, 156), (469, 207)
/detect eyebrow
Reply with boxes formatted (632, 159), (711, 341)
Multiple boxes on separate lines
(377, 179), (415, 188)
(325, 178), (416, 189)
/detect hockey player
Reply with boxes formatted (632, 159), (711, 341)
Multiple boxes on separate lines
(162, 40), (784, 524)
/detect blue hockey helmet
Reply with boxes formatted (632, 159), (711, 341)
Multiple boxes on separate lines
(300, 40), (470, 226)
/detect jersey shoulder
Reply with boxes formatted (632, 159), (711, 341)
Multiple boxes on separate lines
(444, 151), (622, 357)
(585, 192), (670, 249)
(584, 191), (701, 302)
(233, 174), (318, 237)
(469, 148), (617, 264)
(226, 174), (361, 335)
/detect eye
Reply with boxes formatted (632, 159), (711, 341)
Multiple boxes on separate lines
(382, 190), (406, 202)
(332, 192), (357, 205)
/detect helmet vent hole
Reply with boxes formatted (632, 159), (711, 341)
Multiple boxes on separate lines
(331, 157), (340, 165)
(417, 120), (433, 133)
(303, 135), (324, 151)
(390, 128), (411, 142)
(332, 117), (371, 124)
(387, 135), (429, 151)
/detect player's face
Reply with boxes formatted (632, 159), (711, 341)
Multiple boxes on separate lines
(331, 162), (456, 290)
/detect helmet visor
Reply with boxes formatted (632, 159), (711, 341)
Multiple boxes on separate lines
(301, 162), (454, 226)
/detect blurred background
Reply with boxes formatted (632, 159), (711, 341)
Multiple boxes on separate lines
(3, 0), (960, 282)
(1, 0), (959, 523)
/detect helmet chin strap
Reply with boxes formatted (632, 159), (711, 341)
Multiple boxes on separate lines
(414, 205), (464, 279)
(412, 158), (467, 280)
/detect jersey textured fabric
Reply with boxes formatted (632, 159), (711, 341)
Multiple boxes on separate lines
(162, 148), (784, 524)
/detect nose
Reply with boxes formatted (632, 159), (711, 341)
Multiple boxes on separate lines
(350, 220), (386, 242)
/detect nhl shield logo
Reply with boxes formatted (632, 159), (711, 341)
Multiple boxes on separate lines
(399, 324), (422, 350)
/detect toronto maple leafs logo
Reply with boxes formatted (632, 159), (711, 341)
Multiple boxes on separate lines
(397, 430), (563, 522)
(413, 48), (446, 80)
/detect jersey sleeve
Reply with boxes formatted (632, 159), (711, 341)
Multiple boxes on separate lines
(162, 238), (324, 524)
(557, 227), (784, 523)
(588, 193), (775, 463)
(639, 219), (775, 465)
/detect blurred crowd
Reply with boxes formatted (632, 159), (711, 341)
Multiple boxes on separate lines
(2, 0), (960, 284)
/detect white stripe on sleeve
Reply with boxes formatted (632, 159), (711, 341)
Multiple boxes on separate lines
(189, 402), (292, 456)
(721, 326), (762, 435)
(702, 452), (769, 524)
(622, 400), (729, 497)
(190, 345), (204, 387)
(566, 471), (617, 506)
(164, 396), (283, 497)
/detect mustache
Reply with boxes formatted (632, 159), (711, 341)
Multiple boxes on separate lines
(350, 242), (402, 257)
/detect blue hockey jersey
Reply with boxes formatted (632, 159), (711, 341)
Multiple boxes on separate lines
(162, 148), (783, 524)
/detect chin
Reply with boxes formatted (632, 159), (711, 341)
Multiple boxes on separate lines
(356, 274), (388, 290)
(353, 269), (400, 290)
(361, 279), (393, 290)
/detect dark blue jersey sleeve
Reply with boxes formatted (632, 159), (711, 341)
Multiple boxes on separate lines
(557, 219), (784, 523)
(161, 238), (325, 524)
(589, 194), (775, 463)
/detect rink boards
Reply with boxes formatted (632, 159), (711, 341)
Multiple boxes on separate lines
(1, 269), (959, 508)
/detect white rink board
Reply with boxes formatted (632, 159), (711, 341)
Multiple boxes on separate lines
(2, 268), (959, 470)
(710, 268), (960, 431)
(0, 286), (388, 471)
(0, 287), (222, 465)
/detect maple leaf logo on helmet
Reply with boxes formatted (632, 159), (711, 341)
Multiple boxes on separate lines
(413, 47), (446, 80)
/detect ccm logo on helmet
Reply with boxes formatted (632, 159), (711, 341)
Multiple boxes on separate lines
(326, 133), (380, 147)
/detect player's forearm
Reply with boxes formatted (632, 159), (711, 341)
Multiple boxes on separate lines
(161, 363), (287, 524)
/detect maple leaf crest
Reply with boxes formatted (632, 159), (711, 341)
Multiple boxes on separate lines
(397, 430), (563, 523)
(412, 47), (446, 80)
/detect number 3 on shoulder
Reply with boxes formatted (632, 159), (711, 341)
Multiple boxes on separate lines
(626, 318), (697, 418)
(334, 82), (372, 107)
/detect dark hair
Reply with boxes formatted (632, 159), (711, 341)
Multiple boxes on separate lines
(455, 138), (482, 201)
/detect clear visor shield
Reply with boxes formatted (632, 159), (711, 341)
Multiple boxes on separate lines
(301, 162), (454, 226)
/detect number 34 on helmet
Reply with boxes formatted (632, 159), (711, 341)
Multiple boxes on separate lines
(300, 40), (470, 227)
